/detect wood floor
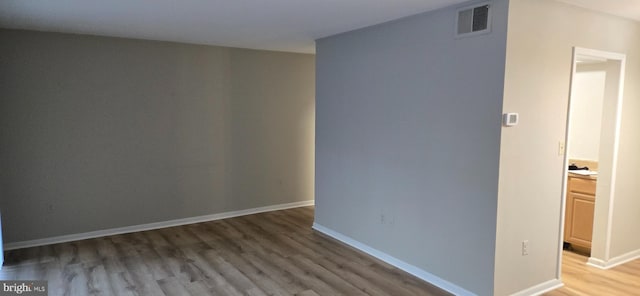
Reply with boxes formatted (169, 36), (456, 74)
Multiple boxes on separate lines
(0, 206), (449, 296)
(544, 250), (640, 296)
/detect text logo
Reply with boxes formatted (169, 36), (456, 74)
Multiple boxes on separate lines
(0, 281), (47, 296)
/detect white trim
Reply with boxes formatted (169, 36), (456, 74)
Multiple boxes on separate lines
(4, 200), (314, 251)
(603, 49), (626, 262)
(559, 47), (626, 276)
(586, 257), (607, 269)
(574, 47), (626, 61)
(574, 47), (628, 263)
(510, 279), (564, 296)
(312, 223), (475, 296)
(556, 47), (581, 278)
(587, 248), (640, 269)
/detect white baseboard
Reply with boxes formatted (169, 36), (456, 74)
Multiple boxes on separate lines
(510, 279), (564, 296)
(4, 200), (314, 251)
(312, 223), (475, 296)
(587, 248), (640, 269)
(586, 257), (607, 269)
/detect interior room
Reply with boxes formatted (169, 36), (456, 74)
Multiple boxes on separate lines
(1, 0), (639, 295)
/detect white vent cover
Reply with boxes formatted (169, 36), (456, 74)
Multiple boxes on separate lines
(456, 3), (491, 37)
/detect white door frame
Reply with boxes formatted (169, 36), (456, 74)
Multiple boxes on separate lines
(557, 47), (626, 278)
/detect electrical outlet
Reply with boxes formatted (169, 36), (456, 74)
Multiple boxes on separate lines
(558, 142), (565, 156)
(522, 240), (529, 256)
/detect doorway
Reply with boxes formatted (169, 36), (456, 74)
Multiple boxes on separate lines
(558, 47), (626, 278)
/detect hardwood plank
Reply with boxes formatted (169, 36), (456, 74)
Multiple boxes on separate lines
(263, 252), (341, 295)
(296, 290), (321, 296)
(199, 248), (266, 294)
(179, 247), (244, 296)
(136, 247), (175, 281)
(1, 206), (453, 296)
(289, 254), (368, 296)
(240, 251), (308, 295)
(545, 250), (640, 295)
(203, 240), (290, 296)
(183, 280), (213, 296)
(106, 272), (137, 296)
(157, 276), (190, 296)
(85, 264), (117, 295)
(247, 287), (269, 296)
(61, 263), (90, 296)
(119, 255), (166, 295)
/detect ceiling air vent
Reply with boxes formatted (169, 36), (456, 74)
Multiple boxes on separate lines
(456, 3), (491, 37)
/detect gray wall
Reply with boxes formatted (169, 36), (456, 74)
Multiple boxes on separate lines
(0, 29), (315, 244)
(314, 1), (509, 295)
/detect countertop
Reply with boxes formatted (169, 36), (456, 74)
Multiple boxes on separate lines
(568, 171), (598, 180)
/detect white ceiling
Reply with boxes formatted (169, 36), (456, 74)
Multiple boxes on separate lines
(0, 0), (468, 53)
(557, 0), (640, 23)
(0, 0), (638, 54)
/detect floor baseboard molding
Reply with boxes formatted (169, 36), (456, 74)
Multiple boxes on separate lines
(587, 248), (640, 269)
(312, 223), (475, 296)
(4, 200), (314, 251)
(510, 279), (564, 296)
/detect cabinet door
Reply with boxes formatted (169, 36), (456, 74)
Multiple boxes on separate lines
(566, 191), (595, 249)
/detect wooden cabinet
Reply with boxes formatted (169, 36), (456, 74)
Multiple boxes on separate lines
(564, 175), (596, 251)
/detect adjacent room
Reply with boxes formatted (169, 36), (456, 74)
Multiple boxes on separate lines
(1, 0), (639, 295)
